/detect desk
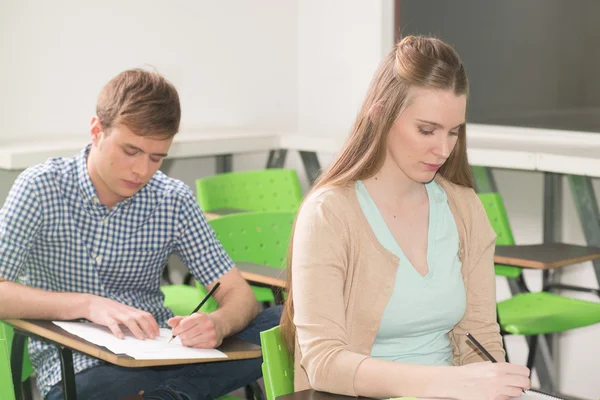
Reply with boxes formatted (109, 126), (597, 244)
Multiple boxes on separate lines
(494, 243), (600, 270)
(6, 319), (261, 400)
(237, 261), (286, 289)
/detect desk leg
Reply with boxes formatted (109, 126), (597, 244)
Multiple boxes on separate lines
(216, 154), (233, 173)
(568, 175), (600, 289)
(10, 333), (25, 400)
(543, 172), (562, 389)
(266, 149), (288, 168)
(298, 151), (321, 186)
(58, 346), (77, 400)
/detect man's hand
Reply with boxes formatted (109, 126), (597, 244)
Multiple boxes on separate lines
(85, 295), (160, 340)
(167, 313), (224, 348)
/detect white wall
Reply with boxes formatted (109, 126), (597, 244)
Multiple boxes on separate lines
(0, 0), (298, 139)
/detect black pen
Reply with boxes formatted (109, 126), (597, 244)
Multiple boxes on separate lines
(168, 282), (221, 343)
(466, 332), (526, 394)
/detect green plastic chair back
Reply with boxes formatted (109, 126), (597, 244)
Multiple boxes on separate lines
(209, 211), (295, 269)
(260, 326), (294, 400)
(0, 322), (16, 400)
(477, 193), (522, 279)
(0, 321), (33, 384)
(196, 169), (303, 213)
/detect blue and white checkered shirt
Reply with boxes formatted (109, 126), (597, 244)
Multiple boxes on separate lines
(0, 146), (233, 398)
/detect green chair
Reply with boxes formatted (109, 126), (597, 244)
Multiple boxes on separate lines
(196, 169), (303, 214)
(209, 211), (295, 305)
(192, 169), (302, 303)
(1, 321), (16, 400)
(260, 326), (294, 400)
(479, 193), (600, 369)
(0, 321), (34, 400)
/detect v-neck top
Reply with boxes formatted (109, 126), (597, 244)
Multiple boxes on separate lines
(355, 180), (467, 366)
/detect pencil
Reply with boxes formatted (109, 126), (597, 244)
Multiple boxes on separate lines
(466, 332), (526, 394)
(168, 282), (221, 343)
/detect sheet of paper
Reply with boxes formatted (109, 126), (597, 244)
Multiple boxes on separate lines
(53, 321), (227, 360)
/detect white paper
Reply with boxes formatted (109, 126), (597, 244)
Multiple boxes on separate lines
(53, 321), (228, 360)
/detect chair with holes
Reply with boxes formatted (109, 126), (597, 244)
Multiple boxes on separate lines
(1, 321), (16, 400)
(478, 192), (600, 371)
(208, 211), (295, 305)
(260, 326), (294, 400)
(196, 169), (303, 214)
(180, 169), (302, 304)
(0, 321), (34, 400)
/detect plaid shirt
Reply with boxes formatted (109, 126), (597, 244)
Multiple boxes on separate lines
(0, 146), (233, 398)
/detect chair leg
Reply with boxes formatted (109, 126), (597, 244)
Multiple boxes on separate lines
(21, 377), (34, 400)
(244, 381), (265, 400)
(526, 335), (539, 371)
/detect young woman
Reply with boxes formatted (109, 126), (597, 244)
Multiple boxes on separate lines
(281, 36), (531, 400)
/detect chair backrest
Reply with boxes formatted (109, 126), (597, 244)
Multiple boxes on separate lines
(260, 326), (293, 400)
(0, 322), (16, 400)
(196, 169), (303, 213)
(209, 211), (295, 268)
(477, 193), (522, 279)
(0, 322), (33, 384)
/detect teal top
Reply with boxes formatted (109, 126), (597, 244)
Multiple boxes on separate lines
(355, 180), (466, 366)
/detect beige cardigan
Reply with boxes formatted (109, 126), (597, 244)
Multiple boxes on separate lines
(291, 176), (505, 396)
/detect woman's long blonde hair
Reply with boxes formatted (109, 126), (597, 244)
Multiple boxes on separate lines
(280, 36), (473, 351)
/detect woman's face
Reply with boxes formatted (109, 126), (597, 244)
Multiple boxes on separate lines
(386, 87), (467, 183)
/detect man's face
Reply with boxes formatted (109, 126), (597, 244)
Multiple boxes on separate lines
(89, 117), (173, 205)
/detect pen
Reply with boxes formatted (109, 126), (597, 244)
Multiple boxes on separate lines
(168, 282), (221, 343)
(466, 332), (526, 394)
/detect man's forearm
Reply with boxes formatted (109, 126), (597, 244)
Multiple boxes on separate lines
(0, 279), (90, 320)
(210, 286), (260, 338)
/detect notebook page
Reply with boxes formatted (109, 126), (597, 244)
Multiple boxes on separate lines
(53, 321), (227, 360)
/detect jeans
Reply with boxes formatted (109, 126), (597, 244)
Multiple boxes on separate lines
(45, 306), (282, 400)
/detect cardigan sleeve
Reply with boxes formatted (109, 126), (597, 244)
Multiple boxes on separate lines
(451, 190), (506, 365)
(292, 193), (369, 396)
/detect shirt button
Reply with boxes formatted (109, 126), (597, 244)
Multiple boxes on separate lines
(93, 197), (99, 204)
(95, 255), (103, 263)
(103, 218), (109, 225)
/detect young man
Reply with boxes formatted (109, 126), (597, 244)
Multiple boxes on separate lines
(0, 69), (281, 400)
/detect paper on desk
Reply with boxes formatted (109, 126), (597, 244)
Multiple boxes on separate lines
(53, 321), (227, 360)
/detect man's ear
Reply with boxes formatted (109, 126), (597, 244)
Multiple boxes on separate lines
(367, 102), (383, 124)
(90, 116), (104, 145)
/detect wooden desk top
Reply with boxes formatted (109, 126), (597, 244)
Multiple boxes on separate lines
(237, 261), (286, 288)
(494, 242), (600, 270)
(6, 319), (261, 368)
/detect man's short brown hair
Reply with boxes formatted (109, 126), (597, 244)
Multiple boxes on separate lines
(96, 69), (181, 139)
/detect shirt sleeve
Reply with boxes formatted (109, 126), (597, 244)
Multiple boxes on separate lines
(0, 171), (44, 281)
(451, 191), (506, 364)
(292, 195), (369, 396)
(173, 188), (233, 286)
